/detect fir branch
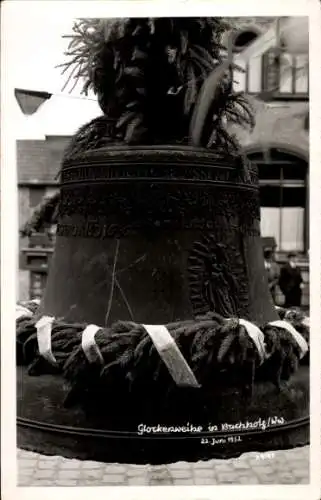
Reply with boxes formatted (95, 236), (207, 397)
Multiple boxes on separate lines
(59, 17), (254, 153)
(20, 192), (60, 238)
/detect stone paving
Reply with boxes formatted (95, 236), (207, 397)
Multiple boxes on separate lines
(17, 445), (309, 486)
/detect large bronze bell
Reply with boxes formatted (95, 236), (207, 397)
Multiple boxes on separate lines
(41, 145), (278, 327)
(18, 145), (310, 465)
(17, 17), (309, 465)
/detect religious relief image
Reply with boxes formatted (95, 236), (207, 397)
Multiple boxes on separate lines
(14, 12), (310, 487)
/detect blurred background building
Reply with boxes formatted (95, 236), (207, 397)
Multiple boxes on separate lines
(16, 16), (309, 307)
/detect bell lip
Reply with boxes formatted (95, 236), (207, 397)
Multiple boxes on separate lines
(16, 363), (310, 464)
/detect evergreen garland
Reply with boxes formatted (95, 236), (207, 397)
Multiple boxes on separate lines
(17, 305), (309, 416)
(22, 18), (256, 234)
(58, 17), (254, 153)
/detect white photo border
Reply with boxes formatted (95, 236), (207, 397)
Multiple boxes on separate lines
(1, 1), (320, 499)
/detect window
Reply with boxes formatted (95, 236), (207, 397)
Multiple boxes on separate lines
(262, 49), (280, 93)
(261, 49), (309, 98)
(233, 30), (259, 52)
(29, 187), (46, 209)
(30, 272), (47, 300)
(247, 148), (308, 252)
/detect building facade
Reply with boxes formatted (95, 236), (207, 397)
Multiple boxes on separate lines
(17, 17), (309, 306)
(230, 17), (309, 254)
(18, 137), (68, 299)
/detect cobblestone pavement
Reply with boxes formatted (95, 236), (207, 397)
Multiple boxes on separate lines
(17, 446), (309, 486)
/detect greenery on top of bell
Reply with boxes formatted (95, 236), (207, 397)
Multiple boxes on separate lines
(58, 18), (255, 155)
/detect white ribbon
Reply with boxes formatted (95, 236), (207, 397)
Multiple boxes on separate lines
(35, 316), (56, 365)
(269, 320), (309, 359)
(238, 319), (266, 364)
(16, 305), (33, 320)
(143, 324), (200, 388)
(81, 325), (104, 364)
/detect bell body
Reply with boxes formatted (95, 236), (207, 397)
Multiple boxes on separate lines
(18, 145), (309, 465)
(41, 146), (278, 327)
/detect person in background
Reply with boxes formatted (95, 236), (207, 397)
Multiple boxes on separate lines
(263, 248), (280, 303)
(278, 252), (304, 308)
